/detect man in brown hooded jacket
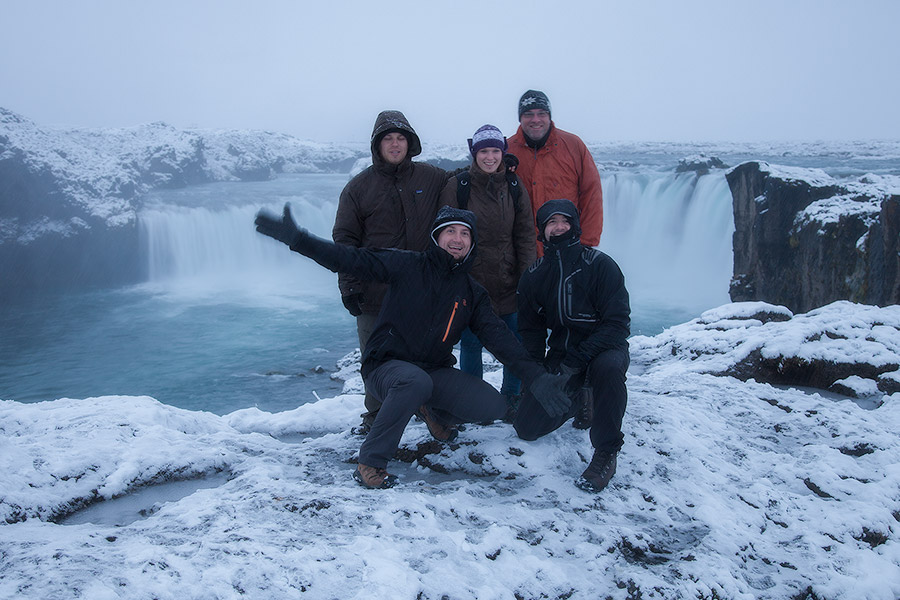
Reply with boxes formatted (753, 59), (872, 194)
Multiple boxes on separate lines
(332, 110), (453, 433)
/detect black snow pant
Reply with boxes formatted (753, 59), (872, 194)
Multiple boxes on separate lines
(359, 360), (508, 469)
(514, 347), (629, 453)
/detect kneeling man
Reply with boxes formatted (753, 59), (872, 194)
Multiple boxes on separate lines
(256, 205), (569, 489)
(515, 199), (631, 492)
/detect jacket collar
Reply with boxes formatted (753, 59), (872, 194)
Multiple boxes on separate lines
(519, 122), (555, 151)
(541, 233), (582, 263)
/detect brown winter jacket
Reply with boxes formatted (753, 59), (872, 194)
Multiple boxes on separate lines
(508, 123), (603, 256)
(332, 111), (452, 315)
(439, 162), (536, 315)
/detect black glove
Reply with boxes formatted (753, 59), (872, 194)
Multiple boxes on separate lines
(560, 362), (584, 396)
(255, 204), (302, 247)
(528, 372), (572, 418)
(503, 153), (519, 173)
(342, 293), (363, 317)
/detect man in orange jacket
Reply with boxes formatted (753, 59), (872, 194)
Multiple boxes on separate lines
(507, 90), (604, 256)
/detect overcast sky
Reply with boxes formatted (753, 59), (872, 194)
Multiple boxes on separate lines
(2, 1), (898, 144)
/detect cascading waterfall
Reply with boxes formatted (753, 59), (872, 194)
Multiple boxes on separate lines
(598, 169), (734, 321)
(137, 191), (342, 306)
(135, 169), (735, 330)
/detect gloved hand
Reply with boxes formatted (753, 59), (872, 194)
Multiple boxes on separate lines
(503, 153), (519, 173)
(255, 204), (302, 247)
(528, 372), (572, 418)
(560, 363), (580, 377)
(342, 293), (363, 317)
(560, 362), (583, 396)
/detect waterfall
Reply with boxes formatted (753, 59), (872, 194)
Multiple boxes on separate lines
(598, 170), (734, 323)
(136, 176), (345, 306)
(135, 171), (735, 331)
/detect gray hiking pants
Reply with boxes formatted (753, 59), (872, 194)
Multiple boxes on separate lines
(359, 360), (508, 469)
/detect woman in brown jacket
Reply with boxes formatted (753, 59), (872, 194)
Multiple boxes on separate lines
(439, 124), (536, 403)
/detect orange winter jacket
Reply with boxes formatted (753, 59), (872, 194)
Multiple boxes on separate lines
(508, 123), (603, 255)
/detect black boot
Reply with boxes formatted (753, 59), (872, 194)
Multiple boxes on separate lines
(501, 393), (521, 424)
(575, 450), (617, 492)
(351, 410), (377, 436)
(572, 387), (593, 430)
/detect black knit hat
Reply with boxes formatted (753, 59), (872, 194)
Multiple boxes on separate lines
(431, 205), (478, 243)
(518, 90), (551, 119)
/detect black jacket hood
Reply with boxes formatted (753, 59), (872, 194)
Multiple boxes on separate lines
(536, 198), (582, 244)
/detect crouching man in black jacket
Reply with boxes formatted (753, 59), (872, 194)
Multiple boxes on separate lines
(255, 205), (570, 489)
(515, 199), (631, 493)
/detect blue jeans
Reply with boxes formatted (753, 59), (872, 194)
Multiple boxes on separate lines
(459, 312), (521, 396)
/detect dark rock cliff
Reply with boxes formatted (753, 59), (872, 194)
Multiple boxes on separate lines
(727, 161), (899, 313)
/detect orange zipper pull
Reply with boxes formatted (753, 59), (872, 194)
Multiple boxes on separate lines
(442, 301), (459, 342)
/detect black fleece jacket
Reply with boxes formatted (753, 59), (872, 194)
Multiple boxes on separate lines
(517, 234), (630, 372)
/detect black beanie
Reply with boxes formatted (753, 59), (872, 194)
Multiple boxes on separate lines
(518, 90), (551, 119)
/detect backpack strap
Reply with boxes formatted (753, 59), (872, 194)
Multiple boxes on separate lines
(505, 171), (522, 211)
(457, 169), (521, 211)
(455, 171), (471, 211)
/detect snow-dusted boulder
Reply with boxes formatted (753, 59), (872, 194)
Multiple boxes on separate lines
(675, 154), (728, 175)
(630, 301), (900, 400)
(727, 161), (900, 312)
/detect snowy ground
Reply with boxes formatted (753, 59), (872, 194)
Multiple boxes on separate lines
(1, 302), (898, 600)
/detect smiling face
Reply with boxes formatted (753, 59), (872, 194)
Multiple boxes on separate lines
(475, 147), (503, 173)
(436, 224), (472, 260)
(543, 214), (571, 239)
(520, 109), (551, 142)
(379, 132), (409, 165)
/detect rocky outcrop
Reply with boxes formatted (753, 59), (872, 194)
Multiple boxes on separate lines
(628, 301), (900, 401)
(675, 154), (728, 175)
(727, 161), (900, 313)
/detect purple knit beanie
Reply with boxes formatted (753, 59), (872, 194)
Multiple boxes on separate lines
(467, 124), (508, 156)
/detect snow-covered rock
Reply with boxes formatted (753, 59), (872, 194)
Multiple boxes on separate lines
(630, 301), (900, 400)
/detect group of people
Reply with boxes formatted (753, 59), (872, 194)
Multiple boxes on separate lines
(255, 89), (630, 494)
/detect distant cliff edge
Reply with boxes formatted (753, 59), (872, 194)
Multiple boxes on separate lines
(727, 161), (900, 313)
(0, 108), (365, 297)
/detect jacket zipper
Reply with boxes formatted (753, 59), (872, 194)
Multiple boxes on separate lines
(442, 301), (459, 342)
(555, 251), (573, 351)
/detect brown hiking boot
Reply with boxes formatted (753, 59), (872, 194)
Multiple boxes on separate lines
(417, 405), (458, 442)
(575, 450), (617, 493)
(353, 463), (397, 489)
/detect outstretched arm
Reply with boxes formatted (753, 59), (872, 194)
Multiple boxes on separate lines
(255, 204), (397, 283)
